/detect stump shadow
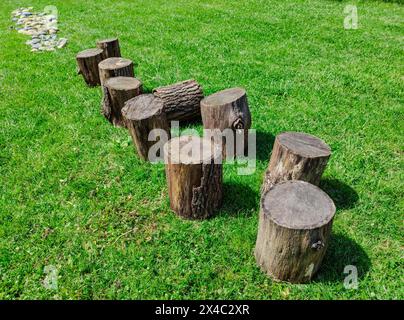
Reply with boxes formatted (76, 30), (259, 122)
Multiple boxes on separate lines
(255, 130), (275, 163)
(313, 233), (371, 284)
(320, 178), (359, 210)
(219, 181), (259, 217)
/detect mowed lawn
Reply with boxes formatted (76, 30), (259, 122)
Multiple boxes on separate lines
(0, 0), (403, 299)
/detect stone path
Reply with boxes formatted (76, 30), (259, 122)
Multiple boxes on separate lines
(11, 7), (68, 52)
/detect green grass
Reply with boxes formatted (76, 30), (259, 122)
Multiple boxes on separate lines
(0, 0), (403, 299)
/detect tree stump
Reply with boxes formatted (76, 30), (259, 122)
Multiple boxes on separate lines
(76, 48), (105, 86)
(164, 135), (223, 220)
(96, 38), (121, 58)
(255, 180), (336, 283)
(261, 132), (331, 195)
(201, 87), (251, 158)
(102, 77), (142, 127)
(98, 57), (134, 86)
(153, 79), (204, 122)
(122, 94), (170, 161)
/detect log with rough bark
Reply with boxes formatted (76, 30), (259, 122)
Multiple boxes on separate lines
(255, 180), (335, 283)
(102, 77), (142, 127)
(122, 94), (170, 161)
(164, 135), (223, 220)
(96, 38), (121, 58)
(76, 48), (105, 86)
(261, 132), (331, 195)
(98, 57), (134, 86)
(201, 87), (251, 158)
(153, 79), (204, 122)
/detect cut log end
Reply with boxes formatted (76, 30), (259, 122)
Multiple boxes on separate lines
(277, 132), (331, 158)
(262, 180), (335, 229)
(201, 87), (246, 107)
(105, 76), (141, 91)
(122, 94), (164, 121)
(98, 57), (134, 86)
(76, 48), (105, 86)
(164, 135), (221, 165)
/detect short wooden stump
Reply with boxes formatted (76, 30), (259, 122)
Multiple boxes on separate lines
(164, 135), (223, 220)
(102, 77), (142, 127)
(122, 94), (170, 161)
(255, 180), (336, 283)
(262, 132), (331, 195)
(201, 87), (251, 158)
(76, 48), (105, 86)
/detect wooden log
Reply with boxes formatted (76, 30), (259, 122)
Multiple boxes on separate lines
(96, 38), (121, 58)
(122, 94), (170, 161)
(98, 57), (134, 86)
(101, 77), (142, 127)
(164, 135), (223, 220)
(153, 79), (204, 122)
(201, 87), (251, 158)
(261, 132), (331, 195)
(255, 180), (336, 283)
(76, 48), (105, 86)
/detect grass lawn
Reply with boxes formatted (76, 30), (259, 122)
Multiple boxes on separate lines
(0, 0), (403, 299)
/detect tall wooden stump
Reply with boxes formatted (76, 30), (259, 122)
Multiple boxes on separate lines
(201, 87), (251, 158)
(262, 132), (331, 194)
(98, 57), (134, 86)
(153, 79), (204, 122)
(255, 180), (336, 283)
(76, 48), (105, 86)
(164, 135), (223, 220)
(122, 94), (170, 161)
(102, 77), (142, 127)
(96, 38), (121, 58)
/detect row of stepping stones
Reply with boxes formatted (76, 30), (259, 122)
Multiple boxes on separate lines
(76, 38), (336, 283)
(11, 7), (67, 52)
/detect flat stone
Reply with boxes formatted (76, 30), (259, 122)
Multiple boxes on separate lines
(57, 38), (68, 48)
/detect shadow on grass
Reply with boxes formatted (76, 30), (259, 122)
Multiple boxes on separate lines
(219, 181), (259, 217)
(314, 233), (370, 283)
(255, 130), (275, 163)
(320, 178), (359, 210)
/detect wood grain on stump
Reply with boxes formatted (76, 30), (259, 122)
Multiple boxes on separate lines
(122, 94), (170, 161)
(153, 79), (204, 122)
(262, 132), (331, 195)
(102, 77), (142, 127)
(76, 48), (105, 86)
(255, 180), (336, 283)
(164, 135), (223, 220)
(96, 38), (121, 58)
(201, 87), (251, 158)
(98, 57), (134, 86)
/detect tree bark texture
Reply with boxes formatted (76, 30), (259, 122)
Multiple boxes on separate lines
(153, 79), (204, 122)
(164, 135), (223, 220)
